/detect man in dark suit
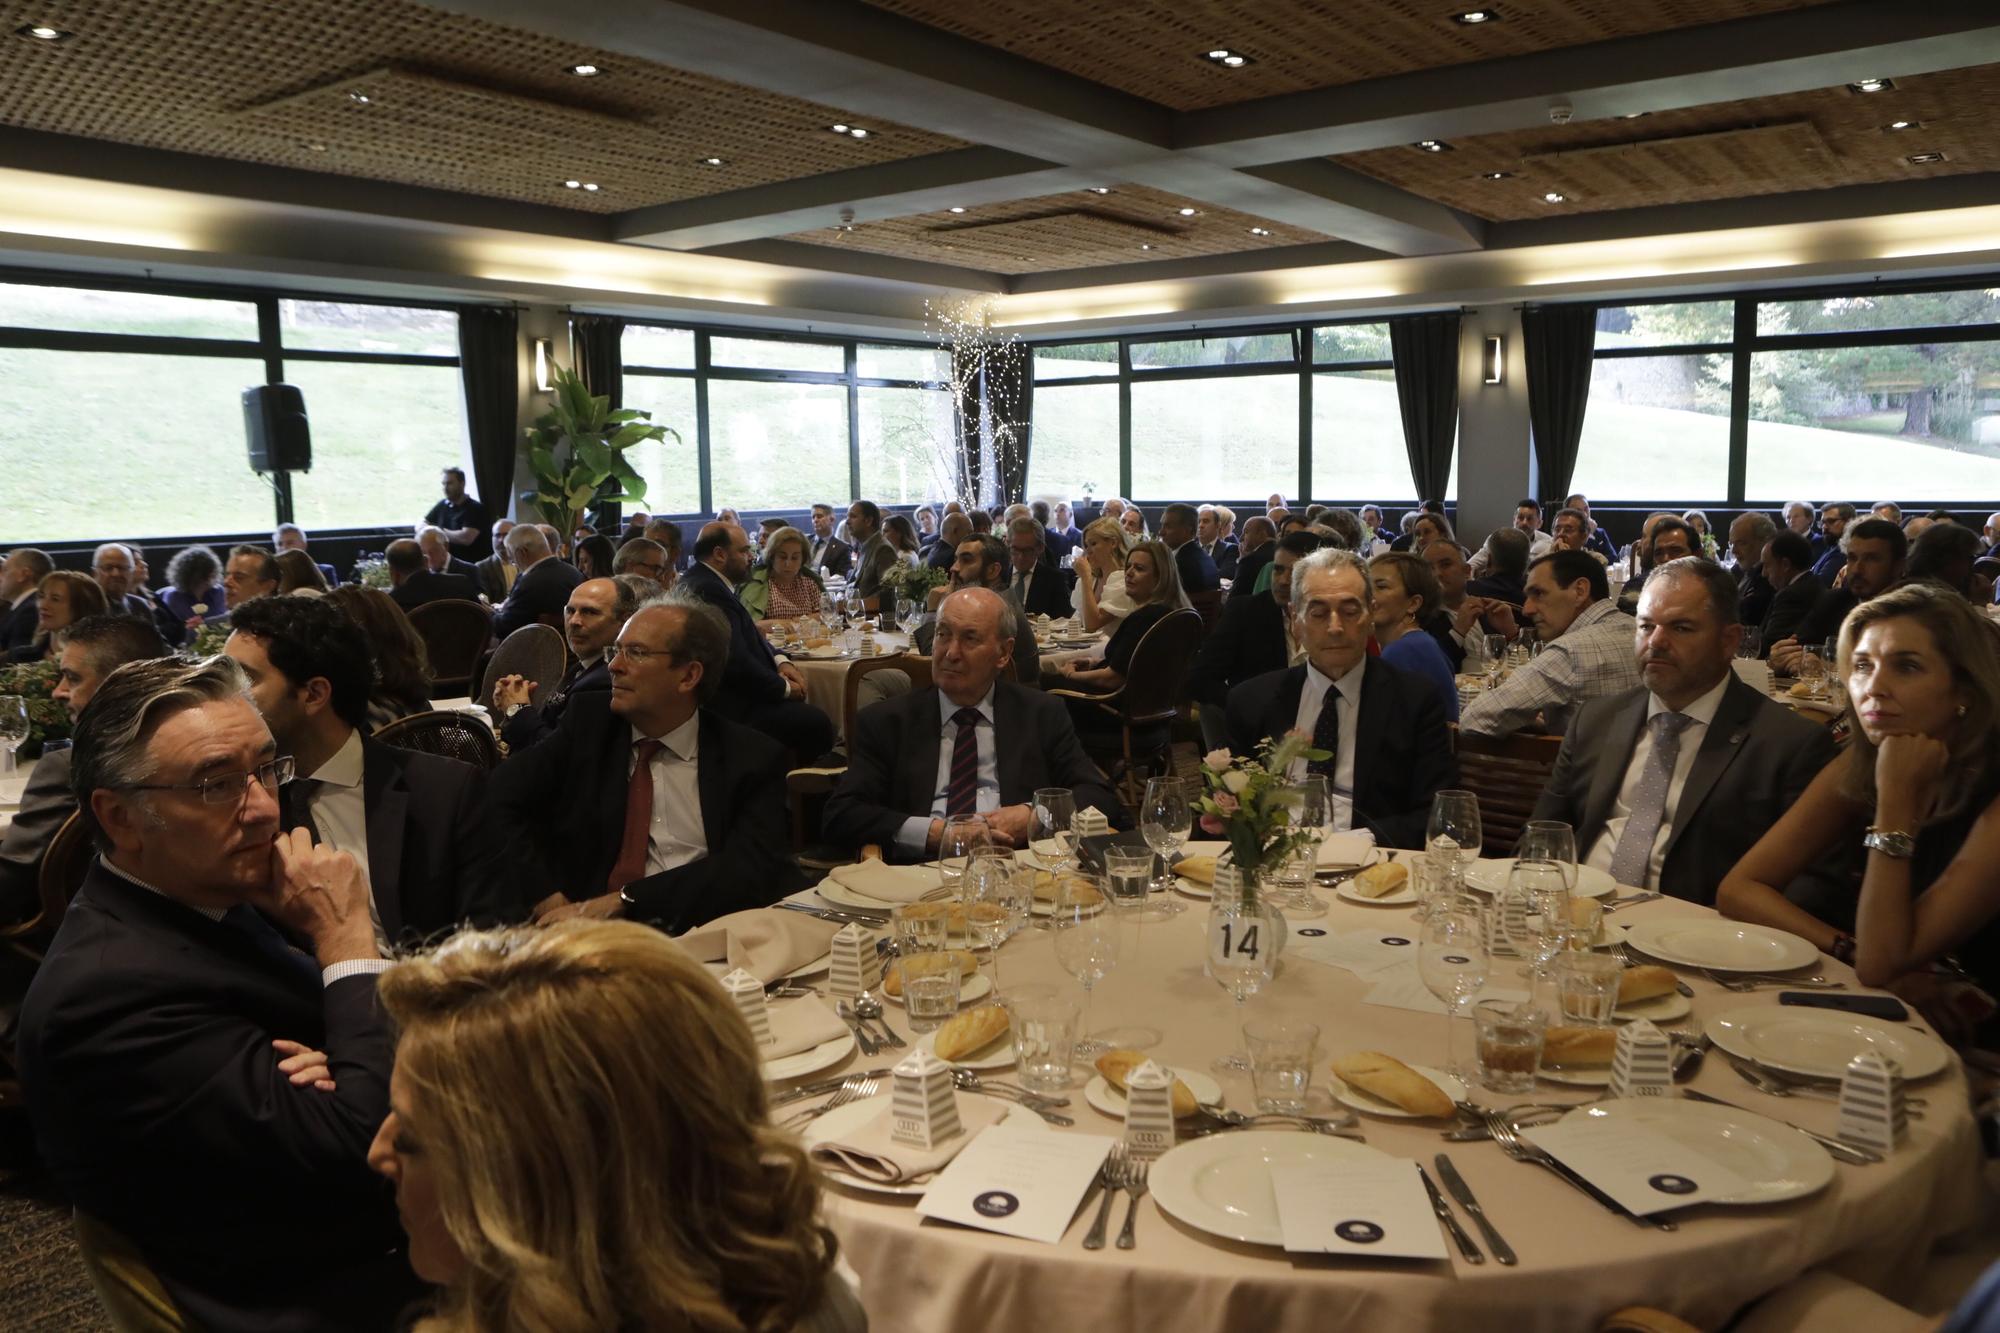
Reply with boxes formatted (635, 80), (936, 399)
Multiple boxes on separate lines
(1004, 516), (1073, 620)
(0, 547), (51, 651)
(1533, 558), (1837, 905)
(17, 656), (422, 1332)
(89, 542), (156, 621)
(492, 575), (636, 750)
(1727, 512), (1779, 630)
(1466, 527), (1531, 607)
(681, 521), (835, 760)
(1159, 502), (1221, 594)
(492, 595), (803, 930)
(226, 595), (518, 942)
(928, 510), (973, 571)
(826, 587), (1121, 859)
(1756, 530), (1824, 652)
(1047, 501), (1084, 563)
(1198, 505), (1240, 581)
(1225, 549), (1455, 848)
(1187, 532), (1317, 749)
(472, 518), (517, 603)
(491, 523), (584, 639)
(385, 538), (481, 611)
(417, 525), (484, 586)
(1227, 517), (1278, 601)
(807, 503), (853, 579)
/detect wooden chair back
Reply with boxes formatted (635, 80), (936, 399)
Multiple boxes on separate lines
(1118, 608), (1204, 723)
(374, 710), (502, 770)
(35, 809), (93, 939)
(842, 654), (933, 744)
(406, 598), (494, 696)
(476, 623), (568, 712)
(1452, 726), (1565, 857)
(1187, 588), (1224, 637)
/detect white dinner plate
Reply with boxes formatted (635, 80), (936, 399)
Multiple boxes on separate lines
(1615, 990), (1693, 1024)
(1570, 1098), (1834, 1205)
(762, 1031), (856, 1083)
(802, 1093), (1025, 1196)
(1623, 920), (1819, 973)
(1327, 1063), (1465, 1119)
(915, 1023), (1015, 1070)
(1082, 1067), (1223, 1120)
(1150, 1131), (1387, 1246)
(885, 972), (992, 1007)
(815, 876), (933, 915)
(1464, 859), (1616, 899)
(1174, 876), (1214, 900)
(1537, 1062), (1613, 1087)
(1710, 1005), (1950, 1081)
(1335, 879), (1419, 907)
(793, 645), (853, 660)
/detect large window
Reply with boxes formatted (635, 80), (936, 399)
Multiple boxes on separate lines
(1131, 374), (1298, 500)
(0, 277), (467, 541)
(618, 376), (701, 517)
(708, 379), (851, 512)
(858, 386), (955, 505)
(1026, 382), (1118, 501)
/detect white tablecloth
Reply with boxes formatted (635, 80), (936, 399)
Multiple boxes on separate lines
(0, 757), (34, 837)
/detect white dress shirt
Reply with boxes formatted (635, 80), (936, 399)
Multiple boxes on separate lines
(896, 686), (1001, 855)
(634, 714), (708, 878)
(296, 728), (391, 951)
(1582, 673), (1729, 889)
(1288, 658), (1364, 833)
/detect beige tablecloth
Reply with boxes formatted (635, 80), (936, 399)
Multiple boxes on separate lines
(0, 757), (35, 837)
(789, 889), (1985, 1333)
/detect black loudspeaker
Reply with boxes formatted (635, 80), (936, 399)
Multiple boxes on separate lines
(243, 384), (312, 473)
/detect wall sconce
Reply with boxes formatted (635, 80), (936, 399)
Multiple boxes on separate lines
(533, 337), (555, 392)
(1482, 335), (1505, 385)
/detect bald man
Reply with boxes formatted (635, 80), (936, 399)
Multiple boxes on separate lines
(491, 523), (584, 639)
(823, 587), (1121, 860)
(680, 521), (835, 760)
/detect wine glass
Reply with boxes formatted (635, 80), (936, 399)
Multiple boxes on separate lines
(1736, 627), (1763, 660)
(1481, 634), (1507, 685)
(1501, 859), (1571, 981)
(1051, 878), (1121, 1057)
(1518, 819), (1578, 896)
(938, 815), (992, 895)
(1138, 776), (1191, 914)
(1426, 790), (1483, 875)
(1279, 775), (1331, 919)
(960, 850), (1018, 993)
(0, 696), (26, 776)
(1033, 787), (1077, 871)
(1420, 899), (1490, 1081)
(1208, 892), (1278, 1073)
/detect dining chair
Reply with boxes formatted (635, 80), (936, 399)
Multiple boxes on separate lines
(405, 598), (494, 697)
(374, 710), (502, 770)
(475, 623), (568, 713)
(1451, 725), (1563, 857)
(1047, 607), (1203, 808)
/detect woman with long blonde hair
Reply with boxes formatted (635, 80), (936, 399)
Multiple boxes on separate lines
(1067, 516), (1137, 633)
(368, 920), (860, 1333)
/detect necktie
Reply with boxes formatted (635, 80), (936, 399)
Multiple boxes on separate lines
(608, 739), (663, 893)
(945, 708), (981, 819)
(280, 778), (321, 839)
(220, 904), (322, 989)
(1608, 712), (1696, 889)
(1307, 682), (1341, 778)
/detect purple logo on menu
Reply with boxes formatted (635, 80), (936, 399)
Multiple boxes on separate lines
(1298, 928), (1328, 938)
(1381, 936), (1412, 947)
(973, 1191), (1020, 1218)
(1335, 1220), (1385, 1244)
(1648, 1174), (1698, 1195)
(1444, 954), (1471, 965)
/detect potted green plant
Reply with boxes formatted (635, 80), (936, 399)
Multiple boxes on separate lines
(526, 365), (676, 542)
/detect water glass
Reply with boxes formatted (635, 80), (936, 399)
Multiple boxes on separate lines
(892, 900), (951, 955)
(1033, 787), (1077, 870)
(1736, 627), (1763, 660)
(901, 952), (962, 1032)
(1005, 984), (1078, 1094)
(0, 696), (26, 775)
(1481, 634), (1507, 684)
(960, 851), (1017, 990)
(1102, 847), (1154, 912)
(1562, 896), (1605, 951)
(1244, 1018), (1320, 1114)
(1799, 648), (1827, 700)
(938, 815), (992, 893)
(1052, 880), (1121, 1056)
(1473, 999), (1546, 1095)
(1554, 952), (1624, 1027)
(1411, 851), (1463, 920)
(1518, 820), (1578, 895)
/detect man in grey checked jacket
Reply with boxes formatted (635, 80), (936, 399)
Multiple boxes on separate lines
(1459, 549), (1641, 739)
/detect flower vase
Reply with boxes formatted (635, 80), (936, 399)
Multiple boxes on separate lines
(1215, 859), (1287, 966)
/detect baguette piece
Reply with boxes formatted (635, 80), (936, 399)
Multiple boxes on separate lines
(1328, 1051), (1454, 1118)
(1095, 1049), (1199, 1118)
(881, 948), (977, 998)
(1349, 861), (1409, 899)
(1542, 1025), (1619, 1067)
(1031, 872), (1103, 907)
(1175, 854), (1217, 887)
(1616, 965), (1679, 1005)
(933, 1005), (1011, 1062)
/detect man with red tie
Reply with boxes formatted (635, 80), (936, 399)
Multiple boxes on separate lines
(492, 590), (802, 930)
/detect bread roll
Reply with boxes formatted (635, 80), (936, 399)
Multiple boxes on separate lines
(1175, 854), (1217, 887)
(933, 1005), (1010, 1062)
(1349, 861), (1409, 899)
(1329, 1051), (1454, 1118)
(1787, 679), (1816, 699)
(1031, 872), (1102, 907)
(1094, 1049), (1200, 1118)
(1542, 1025), (1619, 1067)
(804, 636), (832, 650)
(1616, 965), (1679, 1005)
(881, 948), (977, 998)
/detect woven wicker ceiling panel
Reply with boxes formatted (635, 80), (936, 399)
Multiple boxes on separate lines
(861, 0), (1839, 112)
(0, 0), (965, 212)
(1335, 65), (2000, 221)
(784, 184), (1328, 273)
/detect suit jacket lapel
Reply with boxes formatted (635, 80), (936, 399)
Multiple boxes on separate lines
(1659, 676), (1756, 863)
(993, 684), (1024, 800)
(1354, 659), (1390, 803)
(694, 711), (724, 845)
(1582, 693), (1649, 835)
(1265, 667), (1306, 753)
(360, 742), (407, 942)
(903, 688), (942, 816)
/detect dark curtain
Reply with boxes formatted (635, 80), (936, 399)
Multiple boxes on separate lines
(569, 314), (627, 530)
(950, 341), (984, 502)
(1389, 311), (1462, 502)
(455, 306), (518, 517)
(989, 347), (1033, 504)
(1522, 304), (1600, 502)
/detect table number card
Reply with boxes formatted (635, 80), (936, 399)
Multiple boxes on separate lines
(917, 1125), (1116, 1244)
(720, 968), (772, 1049)
(1270, 1160), (1448, 1260)
(1523, 1118), (1750, 1215)
(829, 923), (881, 999)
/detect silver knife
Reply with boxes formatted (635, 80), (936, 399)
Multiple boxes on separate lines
(1433, 1154), (1517, 1265)
(1418, 1165), (1484, 1264)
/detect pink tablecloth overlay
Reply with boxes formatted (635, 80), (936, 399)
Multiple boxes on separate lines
(799, 891), (1986, 1333)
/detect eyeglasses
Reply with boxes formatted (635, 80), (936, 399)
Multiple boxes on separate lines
(121, 755), (295, 806)
(609, 644), (673, 664)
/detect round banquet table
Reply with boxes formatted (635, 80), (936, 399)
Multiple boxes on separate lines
(786, 884), (1986, 1333)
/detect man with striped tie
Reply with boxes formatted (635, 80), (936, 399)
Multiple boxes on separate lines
(824, 586), (1123, 860)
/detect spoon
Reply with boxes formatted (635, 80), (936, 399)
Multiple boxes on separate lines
(851, 990), (906, 1049)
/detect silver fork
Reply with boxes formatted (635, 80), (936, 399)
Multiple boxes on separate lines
(1116, 1155), (1151, 1250)
(1485, 1111), (1677, 1232)
(1702, 967), (1845, 992)
(1601, 893), (1662, 913)
(950, 1068), (1071, 1108)
(780, 1073), (878, 1129)
(1082, 1145), (1128, 1250)
(1727, 1057), (1928, 1115)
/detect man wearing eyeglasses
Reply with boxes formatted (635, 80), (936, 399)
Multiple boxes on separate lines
(224, 594), (517, 945)
(491, 592), (802, 930)
(16, 654), (427, 1332)
(491, 576), (639, 752)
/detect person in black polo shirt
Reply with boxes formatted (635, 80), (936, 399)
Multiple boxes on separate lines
(422, 467), (492, 561)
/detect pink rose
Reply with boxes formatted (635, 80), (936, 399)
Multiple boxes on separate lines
(1213, 792), (1240, 814)
(1199, 814), (1225, 835)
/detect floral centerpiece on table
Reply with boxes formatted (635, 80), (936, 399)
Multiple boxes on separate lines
(0, 657), (68, 758)
(187, 621), (231, 660)
(1196, 733), (1328, 883)
(355, 555), (392, 590)
(896, 563), (949, 607)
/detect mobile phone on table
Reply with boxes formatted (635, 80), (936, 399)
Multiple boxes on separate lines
(1777, 991), (1909, 1022)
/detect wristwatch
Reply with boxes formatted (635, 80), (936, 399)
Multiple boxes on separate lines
(1862, 827), (1917, 859)
(616, 886), (638, 915)
(504, 701), (527, 720)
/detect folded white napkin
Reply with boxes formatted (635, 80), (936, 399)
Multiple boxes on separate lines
(811, 1096), (1008, 1183)
(760, 996), (851, 1060)
(1317, 830), (1377, 865)
(828, 860), (941, 904)
(678, 909), (839, 983)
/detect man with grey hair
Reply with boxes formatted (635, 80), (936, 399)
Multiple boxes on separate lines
(492, 520), (583, 639)
(1727, 511), (1780, 629)
(1460, 549), (1641, 739)
(416, 524), (481, 586)
(17, 655), (423, 1331)
(612, 536), (670, 587)
(90, 541), (153, 621)
(1229, 516), (1279, 601)
(826, 586), (1119, 858)
(1005, 516), (1070, 619)
(492, 593), (802, 929)
(1534, 557), (1837, 904)
(386, 537), (479, 611)
(493, 576), (639, 750)
(1224, 548), (1454, 847)
(927, 509), (973, 571)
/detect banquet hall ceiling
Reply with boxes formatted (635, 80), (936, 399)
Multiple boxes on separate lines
(1, 0), (1998, 292)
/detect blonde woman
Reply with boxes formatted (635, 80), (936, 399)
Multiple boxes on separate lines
(739, 524), (825, 622)
(1068, 516), (1138, 633)
(1058, 538), (1182, 696)
(368, 920), (862, 1333)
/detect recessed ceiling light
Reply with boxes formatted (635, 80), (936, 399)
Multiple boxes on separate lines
(563, 179), (582, 189)
(1542, 191), (1567, 204)
(348, 91), (372, 105)
(1907, 151), (1947, 165)
(1848, 77), (1894, 94)
(566, 63), (603, 77)
(1452, 8), (1500, 23)
(1480, 170), (1515, 180)
(1416, 139), (1453, 153)
(1140, 243), (1154, 251)
(301, 140), (328, 153)
(1249, 226), (1272, 236)
(1202, 47), (1255, 67)
(948, 205), (967, 213)
(582, 182), (601, 191)
(1088, 186), (1113, 195)
(14, 23), (72, 41)
(1177, 207), (1199, 216)
(830, 123), (848, 133)
(698, 156), (725, 166)
(1884, 120), (1922, 132)
(850, 127), (869, 138)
